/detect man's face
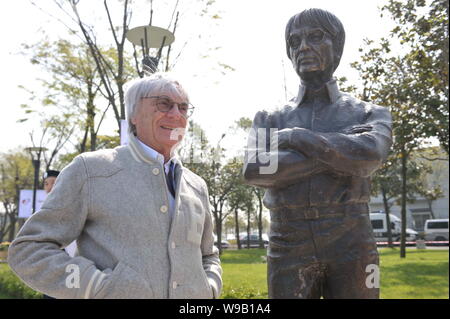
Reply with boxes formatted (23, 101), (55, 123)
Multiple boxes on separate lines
(131, 89), (188, 157)
(44, 176), (57, 194)
(287, 24), (334, 78)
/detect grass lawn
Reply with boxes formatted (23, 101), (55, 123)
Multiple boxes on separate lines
(0, 248), (447, 299)
(220, 249), (268, 299)
(0, 263), (42, 299)
(220, 247), (449, 299)
(0, 291), (13, 299)
(379, 248), (449, 299)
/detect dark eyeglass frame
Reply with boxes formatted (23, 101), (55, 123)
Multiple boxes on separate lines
(141, 95), (195, 118)
(288, 28), (327, 49)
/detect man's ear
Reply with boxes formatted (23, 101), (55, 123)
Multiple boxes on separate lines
(130, 103), (140, 125)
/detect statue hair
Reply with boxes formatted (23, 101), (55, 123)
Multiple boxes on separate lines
(285, 8), (345, 71)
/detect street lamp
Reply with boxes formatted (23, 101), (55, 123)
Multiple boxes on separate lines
(25, 147), (47, 215)
(126, 25), (175, 75)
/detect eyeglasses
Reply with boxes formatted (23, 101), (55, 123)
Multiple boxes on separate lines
(142, 95), (195, 118)
(288, 29), (327, 49)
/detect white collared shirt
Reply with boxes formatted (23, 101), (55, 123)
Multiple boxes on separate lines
(136, 139), (177, 218)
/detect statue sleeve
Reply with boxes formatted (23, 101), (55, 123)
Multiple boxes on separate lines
(243, 110), (324, 188)
(290, 105), (392, 177)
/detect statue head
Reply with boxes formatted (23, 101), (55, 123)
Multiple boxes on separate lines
(285, 8), (345, 83)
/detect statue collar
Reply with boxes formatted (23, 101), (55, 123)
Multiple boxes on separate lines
(294, 78), (341, 106)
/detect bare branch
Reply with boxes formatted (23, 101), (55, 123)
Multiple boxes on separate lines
(166, 11), (179, 71)
(120, 0), (130, 46)
(167, 0), (180, 29)
(149, 0), (153, 26)
(69, 1), (120, 124)
(104, 0), (120, 47)
(169, 39), (188, 70)
(27, 0), (83, 40)
(133, 44), (143, 77)
(38, 125), (49, 150)
(95, 102), (112, 135)
(417, 155), (449, 162)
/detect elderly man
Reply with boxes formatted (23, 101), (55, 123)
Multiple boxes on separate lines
(42, 169), (77, 259)
(8, 73), (222, 299)
(243, 9), (392, 299)
(43, 170), (60, 194)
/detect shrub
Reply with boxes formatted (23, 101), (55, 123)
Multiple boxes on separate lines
(0, 242), (11, 252)
(0, 264), (42, 299)
(222, 286), (267, 299)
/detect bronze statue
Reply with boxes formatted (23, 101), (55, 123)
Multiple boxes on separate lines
(243, 8), (392, 299)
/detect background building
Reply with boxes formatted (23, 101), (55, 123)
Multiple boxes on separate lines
(369, 151), (449, 231)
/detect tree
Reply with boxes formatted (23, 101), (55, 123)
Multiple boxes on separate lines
(419, 186), (443, 219)
(55, 134), (121, 170)
(19, 38), (132, 174)
(234, 117), (267, 248)
(381, 0), (449, 155)
(412, 146), (447, 218)
(18, 117), (75, 181)
(67, 0), (133, 133)
(23, 39), (99, 152)
(252, 186), (266, 248)
(371, 151), (432, 246)
(22, 35), (136, 149)
(226, 161), (254, 250)
(0, 150), (34, 242)
(351, 0), (448, 258)
(184, 132), (234, 255)
(36, 0), (224, 135)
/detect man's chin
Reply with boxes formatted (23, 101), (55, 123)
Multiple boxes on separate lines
(298, 68), (334, 83)
(158, 141), (181, 157)
(298, 69), (322, 79)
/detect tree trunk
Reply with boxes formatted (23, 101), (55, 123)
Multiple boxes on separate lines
(215, 216), (222, 255)
(8, 213), (16, 242)
(381, 187), (394, 248)
(400, 147), (408, 258)
(234, 208), (241, 250)
(246, 207), (251, 249)
(87, 85), (97, 151)
(427, 199), (436, 219)
(214, 202), (224, 256)
(257, 191), (264, 248)
(0, 210), (6, 241)
(80, 126), (89, 153)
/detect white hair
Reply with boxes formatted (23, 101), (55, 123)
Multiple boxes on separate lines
(124, 72), (189, 135)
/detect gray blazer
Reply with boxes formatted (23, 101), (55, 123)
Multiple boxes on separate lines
(8, 134), (222, 299)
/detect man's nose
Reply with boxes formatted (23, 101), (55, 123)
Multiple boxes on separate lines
(166, 103), (183, 118)
(299, 38), (310, 52)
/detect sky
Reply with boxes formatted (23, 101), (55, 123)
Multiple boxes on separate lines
(0, 0), (395, 156)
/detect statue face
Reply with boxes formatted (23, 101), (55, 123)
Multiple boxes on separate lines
(287, 24), (335, 78)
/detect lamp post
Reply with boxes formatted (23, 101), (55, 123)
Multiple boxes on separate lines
(25, 147), (47, 215)
(126, 25), (175, 75)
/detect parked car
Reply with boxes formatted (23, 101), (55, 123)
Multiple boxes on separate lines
(239, 234), (268, 248)
(213, 239), (230, 249)
(370, 212), (418, 242)
(370, 212), (401, 242)
(404, 228), (418, 242)
(424, 219), (449, 242)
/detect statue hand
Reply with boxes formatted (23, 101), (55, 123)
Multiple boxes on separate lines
(271, 128), (293, 150)
(344, 124), (373, 134)
(290, 128), (326, 156)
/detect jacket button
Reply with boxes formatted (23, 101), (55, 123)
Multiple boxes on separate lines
(152, 168), (160, 175)
(171, 242), (176, 249)
(173, 281), (178, 289)
(160, 205), (168, 213)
